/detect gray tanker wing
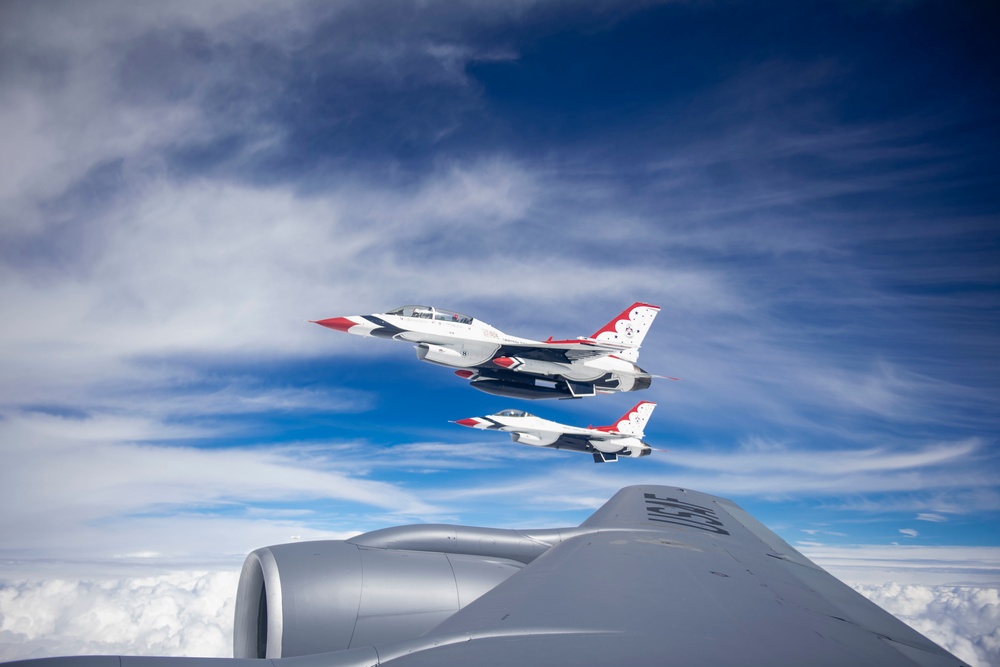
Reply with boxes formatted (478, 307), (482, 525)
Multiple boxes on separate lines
(2, 485), (965, 667)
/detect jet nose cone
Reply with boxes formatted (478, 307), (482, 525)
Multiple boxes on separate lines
(453, 418), (480, 428)
(312, 317), (357, 332)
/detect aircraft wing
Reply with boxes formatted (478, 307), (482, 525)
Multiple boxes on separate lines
(2, 485), (963, 667)
(400, 485), (960, 667)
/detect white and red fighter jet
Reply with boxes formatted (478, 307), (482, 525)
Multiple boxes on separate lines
(313, 302), (661, 399)
(454, 401), (657, 463)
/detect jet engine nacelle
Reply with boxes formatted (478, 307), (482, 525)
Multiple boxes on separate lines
(233, 540), (521, 659)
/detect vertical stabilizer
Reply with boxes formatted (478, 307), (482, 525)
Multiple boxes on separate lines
(604, 401), (656, 437)
(590, 302), (660, 362)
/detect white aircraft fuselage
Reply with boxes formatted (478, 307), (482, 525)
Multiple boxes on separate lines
(314, 303), (659, 400)
(455, 401), (657, 463)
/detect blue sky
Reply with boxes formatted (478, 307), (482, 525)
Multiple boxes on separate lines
(1, 0), (999, 663)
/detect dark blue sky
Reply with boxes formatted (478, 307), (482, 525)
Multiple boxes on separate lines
(1, 0), (998, 577)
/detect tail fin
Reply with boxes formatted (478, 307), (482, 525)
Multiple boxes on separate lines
(603, 401), (656, 437)
(590, 302), (660, 362)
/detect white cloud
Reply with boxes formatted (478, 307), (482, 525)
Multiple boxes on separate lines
(899, 528), (919, 538)
(808, 545), (1000, 666)
(852, 583), (1000, 667)
(420, 448), (994, 513)
(0, 164), (739, 421)
(0, 571), (239, 661)
(802, 544), (1000, 587)
(801, 529), (848, 537)
(1, 567), (996, 666)
(918, 513), (948, 523)
(828, 488), (1000, 515)
(671, 438), (980, 476)
(0, 410), (442, 561)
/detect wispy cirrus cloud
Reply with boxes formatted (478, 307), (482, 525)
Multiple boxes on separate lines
(801, 544), (1000, 587)
(0, 411), (442, 562)
(667, 438), (981, 476)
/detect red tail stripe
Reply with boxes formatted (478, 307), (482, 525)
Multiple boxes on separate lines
(590, 302), (660, 337)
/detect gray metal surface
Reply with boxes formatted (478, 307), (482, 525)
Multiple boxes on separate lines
(233, 541), (523, 658)
(347, 524), (580, 563)
(2, 485), (967, 667)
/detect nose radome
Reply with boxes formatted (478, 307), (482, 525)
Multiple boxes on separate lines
(312, 317), (359, 332)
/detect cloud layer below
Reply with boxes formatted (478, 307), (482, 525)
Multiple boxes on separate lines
(2, 563), (997, 666)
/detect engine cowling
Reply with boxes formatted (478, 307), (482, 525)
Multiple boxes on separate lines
(233, 540), (522, 659)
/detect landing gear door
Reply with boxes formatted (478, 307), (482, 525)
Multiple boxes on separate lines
(566, 381), (597, 398)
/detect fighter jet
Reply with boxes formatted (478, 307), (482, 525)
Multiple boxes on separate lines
(455, 401), (657, 463)
(313, 302), (660, 399)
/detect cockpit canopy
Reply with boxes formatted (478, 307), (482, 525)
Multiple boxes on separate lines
(386, 305), (473, 324)
(493, 409), (532, 418)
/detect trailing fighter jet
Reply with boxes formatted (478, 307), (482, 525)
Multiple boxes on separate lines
(313, 302), (661, 399)
(454, 401), (657, 463)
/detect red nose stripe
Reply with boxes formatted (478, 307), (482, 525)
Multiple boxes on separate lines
(454, 418), (479, 427)
(454, 369), (475, 379)
(312, 317), (357, 332)
(493, 357), (515, 368)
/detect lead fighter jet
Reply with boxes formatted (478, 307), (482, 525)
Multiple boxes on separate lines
(313, 302), (660, 399)
(455, 401), (657, 463)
